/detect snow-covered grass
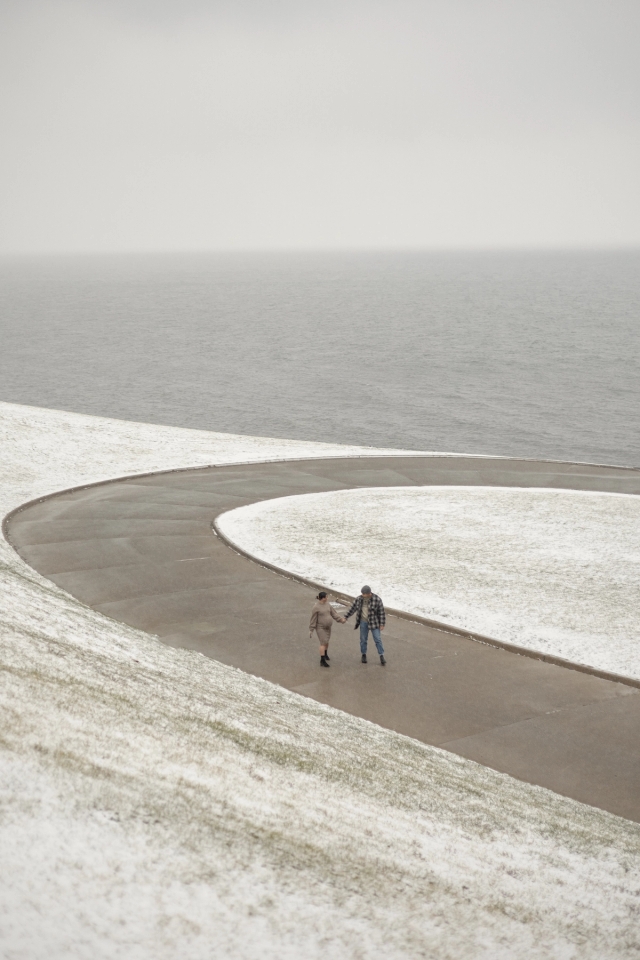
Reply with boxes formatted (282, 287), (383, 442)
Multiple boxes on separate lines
(218, 485), (640, 681)
(1, 401), (640, 959)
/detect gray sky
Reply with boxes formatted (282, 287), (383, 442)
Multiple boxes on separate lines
(1, 0), (638, 253)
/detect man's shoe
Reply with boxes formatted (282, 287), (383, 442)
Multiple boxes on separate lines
(380, 655), (386, 666)
(361, 654), (367, 663)
(320, 656), (330, 667)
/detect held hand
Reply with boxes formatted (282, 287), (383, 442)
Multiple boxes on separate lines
(341, 618), (346, 623)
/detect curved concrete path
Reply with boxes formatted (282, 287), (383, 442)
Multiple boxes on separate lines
(6, 455), (640, 821)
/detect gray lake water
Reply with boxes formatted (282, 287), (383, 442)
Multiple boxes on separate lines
(0, 250), (638, 466)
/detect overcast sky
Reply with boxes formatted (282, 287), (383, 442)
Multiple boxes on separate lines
(1, 0), (638, 253)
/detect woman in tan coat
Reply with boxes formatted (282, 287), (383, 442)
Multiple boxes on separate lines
(309, 592), (345, 667)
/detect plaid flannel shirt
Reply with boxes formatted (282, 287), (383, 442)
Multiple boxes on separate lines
(344, 593), (386, 629)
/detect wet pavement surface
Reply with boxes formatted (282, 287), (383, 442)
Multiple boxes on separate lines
(7, 455), (640, 821)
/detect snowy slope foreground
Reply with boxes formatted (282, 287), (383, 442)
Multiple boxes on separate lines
(218, 485), (640, 681)
(1, 402), (640, 959)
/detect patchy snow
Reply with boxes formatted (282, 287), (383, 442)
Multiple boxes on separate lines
(0, 400), (432, 504)
(1, 401), (640, 959)
(218, 485), (640, 680)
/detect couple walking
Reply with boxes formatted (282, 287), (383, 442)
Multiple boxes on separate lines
(309, 585), (387, 668)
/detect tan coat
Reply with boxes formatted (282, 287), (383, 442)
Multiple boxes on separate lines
(309, 600), (343, 645)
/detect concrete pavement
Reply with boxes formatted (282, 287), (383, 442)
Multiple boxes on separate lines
(6, 455), (640, 821)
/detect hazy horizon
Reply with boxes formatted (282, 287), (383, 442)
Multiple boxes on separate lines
(2, 244), (640, 258)
(2, 248), (638, 465)
(1, 0), (639, 255)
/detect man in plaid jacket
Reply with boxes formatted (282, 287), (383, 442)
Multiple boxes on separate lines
(344, 585), (386, 665)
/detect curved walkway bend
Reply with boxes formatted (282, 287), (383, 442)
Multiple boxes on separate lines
(5, 455), (640, 821)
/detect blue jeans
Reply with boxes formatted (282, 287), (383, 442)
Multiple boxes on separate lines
(360, 621), (384, 656)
